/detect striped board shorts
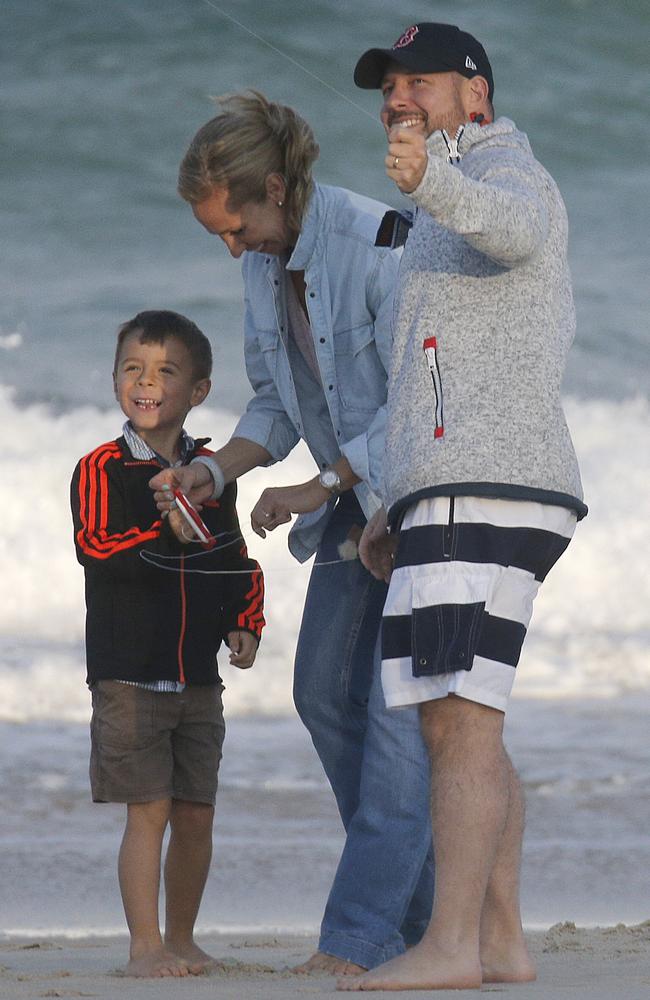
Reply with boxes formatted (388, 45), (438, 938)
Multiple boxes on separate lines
(381, 496), (577, 713)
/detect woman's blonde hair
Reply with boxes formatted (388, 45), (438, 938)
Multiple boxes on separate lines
(178, 91), (320, 237)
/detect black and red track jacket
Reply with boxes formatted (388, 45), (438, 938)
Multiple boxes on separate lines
(71, 436), (264, 686)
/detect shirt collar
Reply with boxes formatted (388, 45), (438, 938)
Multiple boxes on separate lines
(122, 421), (195, 467)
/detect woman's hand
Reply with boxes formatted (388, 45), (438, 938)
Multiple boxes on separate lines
(250, 479), (329, 538)
(149, 465), (213, 513)
(359, 506), (397, 583)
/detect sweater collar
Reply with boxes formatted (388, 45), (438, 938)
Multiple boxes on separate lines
(425, 116), (526, 162)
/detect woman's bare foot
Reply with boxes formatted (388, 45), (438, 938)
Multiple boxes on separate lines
(293, 951), (367, 976)
(124, 947), (190, 978)
(164, 938), (217, 974)
(337, 940), (482, 991)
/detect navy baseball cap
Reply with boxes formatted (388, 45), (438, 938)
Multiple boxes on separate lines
(354, 22), (494, 100)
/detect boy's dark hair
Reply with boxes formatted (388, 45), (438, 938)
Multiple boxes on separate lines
(114, 310), (212, 381)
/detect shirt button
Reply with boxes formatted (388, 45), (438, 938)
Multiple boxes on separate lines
(328, 384), (333, 390)
(319, 337), (325, 344)
(309, 292), (316, 298)
(274, 279), (279, 285)
(419, 658), (427, 666)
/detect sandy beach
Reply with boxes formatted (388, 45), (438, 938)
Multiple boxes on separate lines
(1, 923), (649, 999)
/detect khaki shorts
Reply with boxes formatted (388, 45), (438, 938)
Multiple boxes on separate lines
(90, 680), (225, 805)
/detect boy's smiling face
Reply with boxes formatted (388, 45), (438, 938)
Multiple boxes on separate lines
(113, 332), (210, 456)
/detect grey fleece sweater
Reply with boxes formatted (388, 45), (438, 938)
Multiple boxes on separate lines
(384, 116), (587, 524)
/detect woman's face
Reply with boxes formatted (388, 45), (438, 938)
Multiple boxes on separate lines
(192, 186), (291, 259)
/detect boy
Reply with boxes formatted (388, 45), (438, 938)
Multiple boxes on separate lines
(71, 310), (264, 978)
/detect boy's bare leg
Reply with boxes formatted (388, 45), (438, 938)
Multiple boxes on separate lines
(479, 755), (536, 982)
(339, 696), (513, 991)
(118, 798), (189, 977)
(163, 799), (216, 973)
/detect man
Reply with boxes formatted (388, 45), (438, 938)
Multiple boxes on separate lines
(340, 22), (587, 992)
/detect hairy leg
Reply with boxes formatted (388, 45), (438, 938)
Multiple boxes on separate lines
(164, 799), (216, 973)
(339, 697), (509, 991)
(118, 798), (189, 978)
(479, 754), (536, 982)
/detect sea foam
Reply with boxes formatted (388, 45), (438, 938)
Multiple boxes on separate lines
(0, 385), (648, 721)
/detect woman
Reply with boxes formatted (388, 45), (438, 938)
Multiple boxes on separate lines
(151, 91), (433, 974)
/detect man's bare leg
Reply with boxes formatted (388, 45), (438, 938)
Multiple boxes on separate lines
(479, 755), (536, 982)
(293, 952), (367, 976)
(163, 799), (216, 973)
(339, 696), (509, 991)
(118, 799), (189, 977)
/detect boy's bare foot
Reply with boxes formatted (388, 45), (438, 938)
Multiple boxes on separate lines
(164, 938), (218, 974)
(293, 951), (367, 976)
(124, 947), (190, 978)
(336, 940), (482, 991)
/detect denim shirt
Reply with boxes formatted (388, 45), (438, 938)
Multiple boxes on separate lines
(233, 183), (400, 561)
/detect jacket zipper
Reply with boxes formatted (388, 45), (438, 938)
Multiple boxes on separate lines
(442, 125), (465, 163)
(177, 553), (187, 684)
(423, 337), (445, 438)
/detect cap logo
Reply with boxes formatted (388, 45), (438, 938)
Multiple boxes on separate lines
(393, 25), (419, 49)
(465, 56), (477, 70)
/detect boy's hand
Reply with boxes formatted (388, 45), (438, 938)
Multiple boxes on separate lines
(359, 506), (397, 583)
(167, 507), (196, 545)
(386, 125), (428, 194)
(150, 465), (213, 514)
(227, 630), (258, 669)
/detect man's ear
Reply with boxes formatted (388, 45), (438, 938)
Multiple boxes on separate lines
(265, 172), (287, 205)
(465, 75), (490, 116)
(190, 378), (211, 407)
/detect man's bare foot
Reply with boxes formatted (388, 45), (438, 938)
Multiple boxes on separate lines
(164, 938), (218, 975)
(480, 936), (536, 983)
(124, 947), (190, 978)
(293, 951), (367, 976)
(336, 940), (482, 991)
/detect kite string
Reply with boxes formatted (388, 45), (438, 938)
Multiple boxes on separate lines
(199, 0), (377, 123)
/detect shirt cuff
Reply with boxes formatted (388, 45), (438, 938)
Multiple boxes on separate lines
(190, 454), (225, 500)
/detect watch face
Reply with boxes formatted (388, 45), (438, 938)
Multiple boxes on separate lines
(321, 469), (341, 491)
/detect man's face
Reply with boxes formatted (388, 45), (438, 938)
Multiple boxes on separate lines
(380, 63), (469, 138)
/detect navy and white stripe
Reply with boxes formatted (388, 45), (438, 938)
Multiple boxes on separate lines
(381, 496), (576, 712)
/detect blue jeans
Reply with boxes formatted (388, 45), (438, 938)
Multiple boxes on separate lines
(293, 494), (434, 969)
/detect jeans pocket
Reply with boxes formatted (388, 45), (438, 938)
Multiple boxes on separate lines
(411, 601), (485, 677)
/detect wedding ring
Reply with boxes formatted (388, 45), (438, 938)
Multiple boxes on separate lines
(393, 156), (400, 168)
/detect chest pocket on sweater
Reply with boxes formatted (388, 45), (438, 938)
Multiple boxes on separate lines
(423, 337), (445, 438)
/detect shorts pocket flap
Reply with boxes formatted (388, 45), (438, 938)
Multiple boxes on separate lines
(412, 601), (485, 677)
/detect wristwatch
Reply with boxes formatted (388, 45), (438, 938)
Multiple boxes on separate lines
(319, 467), (343, 496)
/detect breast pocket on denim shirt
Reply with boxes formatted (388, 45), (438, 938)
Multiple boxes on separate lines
(333, 323), (388, 412)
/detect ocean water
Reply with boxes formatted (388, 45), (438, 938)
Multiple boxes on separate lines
(1, 0), (649, 936)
